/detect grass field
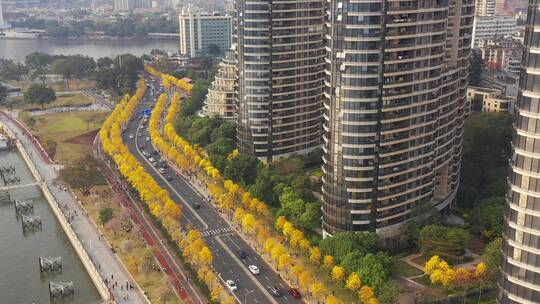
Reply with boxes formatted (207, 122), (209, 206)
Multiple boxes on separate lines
(9, 93), (93, 110)
(8, 79), (96, 92)
(25, 111), (108, 163)
(393, 260), (424, 278)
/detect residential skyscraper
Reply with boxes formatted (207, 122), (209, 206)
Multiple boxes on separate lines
(235, 0), (325, 162)
(498, 0), (540, 302)
(178, 6), (232, 57)
(202, 48), (237, 120)
(476, 0), (497, 16)
(321, 0), (473, 244)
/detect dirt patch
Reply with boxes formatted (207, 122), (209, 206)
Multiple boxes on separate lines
(412, 255), (427, 267)
(64, 129), (99, 146)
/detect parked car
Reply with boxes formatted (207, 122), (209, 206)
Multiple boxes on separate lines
(191, 202), (201, 209)
(238, 250), (247, 259)
(289, 288), (301, 299)
(129, 134), (134, 139)
(248, 265), (260, 275)
(158, 168), (166, 174)
(267, 286), (281, 297)
(226, 280), (237, 292)
(149, 157), (156, 163)
(166, 176), (173, 181)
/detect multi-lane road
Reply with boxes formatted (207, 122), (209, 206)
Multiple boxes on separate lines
(122, 80), (302, 304)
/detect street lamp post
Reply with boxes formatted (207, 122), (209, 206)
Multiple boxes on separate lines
(244, 289), (254, 304)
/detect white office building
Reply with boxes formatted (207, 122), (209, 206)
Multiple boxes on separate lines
(472, 16), (517, 48)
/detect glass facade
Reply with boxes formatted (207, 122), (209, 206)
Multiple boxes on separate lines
(322, 0), (473, 242)
(499, 0), (540, 302)
(179, 7), (233, 57)
(235, 0), (325, 162)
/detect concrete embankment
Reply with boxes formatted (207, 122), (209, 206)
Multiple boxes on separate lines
(0, 121), (111, 302)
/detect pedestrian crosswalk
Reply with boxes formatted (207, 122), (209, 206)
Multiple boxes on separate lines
(200, 227), (233, 237)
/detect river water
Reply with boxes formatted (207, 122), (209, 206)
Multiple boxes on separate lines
(0, 150), (100, 304)
(0, 38), (179, 62)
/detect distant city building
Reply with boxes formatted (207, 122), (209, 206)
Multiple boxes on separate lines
(224, 0), (234, 13)
(475, 0), (514, 16)
(480, 71), (519, 97)
(0, 0), (8, 29)
(477, 37), (523, 71)
(178, 6), (232, 57)
(201, 48), (236, 120)
(466, 86), (515, 114)
(497, 0), (521, 15)
(475, 0), (497, 16)
(134, 0), (151, 9)
(499, 0), (540, 302)
(503, 54), (522, 74)
(472, 16), (517, 48)
(113, 0), (134, 11)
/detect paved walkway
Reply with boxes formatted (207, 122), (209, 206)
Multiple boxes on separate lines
(401, 251), (482, 273)
(0, 112), (147, 304)
(96, 145), (206, 304)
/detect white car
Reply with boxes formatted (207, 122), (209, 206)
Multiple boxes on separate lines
(248, 265), (260, 275)
(129, 134), (134, 139)
(146, 137), (150, 141)
(158, 168), (166, 174)
(226, 280), (237, 292)
(149, 157), (156, 163)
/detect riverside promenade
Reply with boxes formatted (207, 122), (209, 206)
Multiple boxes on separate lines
(0, 111), (147, 304)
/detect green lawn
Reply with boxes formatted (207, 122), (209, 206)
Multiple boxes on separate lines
(25, 111), (108, 163)
(8, 93), (93, 110)
(310, 167), (324, 177)
(393, 260), (424, 278)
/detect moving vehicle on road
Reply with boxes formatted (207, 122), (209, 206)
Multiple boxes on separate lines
(267, 286), (281, 297)
(226, 280), (238, 292)
(146, 137), (150, 142)
(289, 288), (301, 299)
(248, 265), (260, 275)
(191, 201), (201, 209)
(238, 250), (247, 259)
(129, 134), (134, 139)
(166, 175), (173, 181)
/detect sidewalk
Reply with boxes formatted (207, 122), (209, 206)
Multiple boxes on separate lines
(0, 112), (148, 304)
(96, 145), (206, 304)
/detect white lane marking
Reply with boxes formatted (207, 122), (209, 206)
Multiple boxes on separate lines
(217, 274), (241, 303)
(134, 116), (209, 230)
(215, 236), (279, 304)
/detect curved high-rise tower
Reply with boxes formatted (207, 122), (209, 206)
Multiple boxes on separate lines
(499, 0), (540, 302)
(235, 0), (325, 163)
(322, 0), (474, 244)
(202, 48), (237, 120)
